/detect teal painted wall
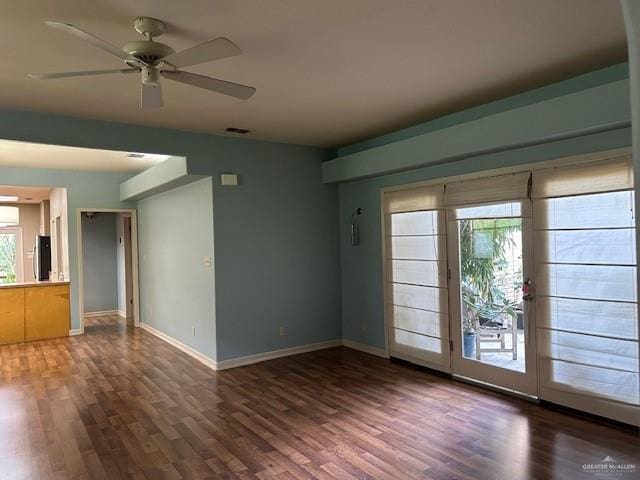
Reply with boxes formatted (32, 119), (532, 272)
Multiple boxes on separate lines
(0, 109), (341, 359)
(210, 146), (342, 360)
(138, 178), (216, 360)
(339, 128), (631, 350)
(1, 60), (627, 360)
(336, 63), (629, 157)
(81, 212), (118, 312)
(0, 164), (134, 330)
(324, 78), (630, 183)
(334, 64), (633, 351)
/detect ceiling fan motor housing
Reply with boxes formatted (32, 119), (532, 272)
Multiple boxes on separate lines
(123, 40), (174, 65)
(124, 17), (174, 66)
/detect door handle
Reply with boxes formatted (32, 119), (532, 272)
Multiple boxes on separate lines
(522, 278), (534, 301)
(522, 278), (534, 346)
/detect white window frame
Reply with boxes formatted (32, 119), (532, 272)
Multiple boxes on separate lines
(0, 226), (24, 283)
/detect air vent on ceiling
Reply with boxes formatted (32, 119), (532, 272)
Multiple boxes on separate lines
(127, 153), (146, 158)
(226, 127), (250, 134)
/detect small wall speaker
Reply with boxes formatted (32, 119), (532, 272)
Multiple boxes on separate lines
(220, 174), (238, 186)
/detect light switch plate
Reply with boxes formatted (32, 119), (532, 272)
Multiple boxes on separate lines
(220, 173), (238, 186)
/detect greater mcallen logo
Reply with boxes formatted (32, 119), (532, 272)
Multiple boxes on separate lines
(583, 456), (637, 477)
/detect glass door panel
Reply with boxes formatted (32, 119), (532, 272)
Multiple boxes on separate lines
(448, 201), (538, 396)
(459, 215), (524, 371)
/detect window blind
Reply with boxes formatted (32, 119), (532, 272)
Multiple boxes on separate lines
(384, 184), (444, 213)
(530, 156), (633, 198)
(0, 206), (19, 227)
(384, 184), (450, 369)
(444, 171), (530, 207)
(532, 156), (639, 423)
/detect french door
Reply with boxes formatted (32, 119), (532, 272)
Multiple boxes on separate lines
(383, 153), (639, 425)
(447, 200), (538, 396)
(384, 184), (451, 371)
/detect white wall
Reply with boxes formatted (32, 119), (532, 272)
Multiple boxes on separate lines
(138, 178), (216, 360)
(20, 204), (39, 283)
(49, 187), (69, 280)
(39, 200), (50, 235)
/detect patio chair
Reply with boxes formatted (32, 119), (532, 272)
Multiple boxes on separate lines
(475, 311), (517, 360)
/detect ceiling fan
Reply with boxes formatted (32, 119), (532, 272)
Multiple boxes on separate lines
(28, 17), (256, 109)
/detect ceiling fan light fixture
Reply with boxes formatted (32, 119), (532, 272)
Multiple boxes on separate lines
(141, 67), (160, 86)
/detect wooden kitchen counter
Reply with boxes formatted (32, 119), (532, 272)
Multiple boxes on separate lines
(0, 280), (70, 289)
(0, 281), (70, 344)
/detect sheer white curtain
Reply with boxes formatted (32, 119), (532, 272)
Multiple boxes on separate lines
(532, 156), (639, 425)
(383, 185), (450, 370)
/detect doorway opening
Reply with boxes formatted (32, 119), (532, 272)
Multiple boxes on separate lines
(78, 208), (139, 333)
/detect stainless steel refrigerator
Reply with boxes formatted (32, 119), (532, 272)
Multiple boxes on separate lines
(33, 235), (51, 281)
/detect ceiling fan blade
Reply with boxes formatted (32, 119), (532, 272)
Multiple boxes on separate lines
(141, 83), (163, 109)
(161, 37), (241, 68)
(161, 70), (255, 100)
(45, 21), (138, 62)
(28, 69), (138, 79)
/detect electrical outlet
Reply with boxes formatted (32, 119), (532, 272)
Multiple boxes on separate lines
(192, 326), (196, 336)
(279, 326), (286, 337)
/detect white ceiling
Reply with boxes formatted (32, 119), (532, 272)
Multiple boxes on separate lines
(0, 186), (52, 204)
(0, 139), (169, 172)
(0, 0), (627, 147)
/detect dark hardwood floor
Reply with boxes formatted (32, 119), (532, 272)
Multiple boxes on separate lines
(0, 315), (638, 479)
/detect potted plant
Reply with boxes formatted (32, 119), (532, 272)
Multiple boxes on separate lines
(461, 282), (481, 357)
(462, 320), (478, 358)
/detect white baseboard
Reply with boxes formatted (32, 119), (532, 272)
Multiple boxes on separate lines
(215, 339), (343, 370)
(118, 310), (127, 319)
(138, 324), (387, 372)
(84, 310), (120, 318)
(140, 323), (218, 370)
(68, 328), (83, 336)
(342, 339), (389, 358)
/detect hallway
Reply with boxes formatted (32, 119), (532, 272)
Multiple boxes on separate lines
(0, 316), (637, 479)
